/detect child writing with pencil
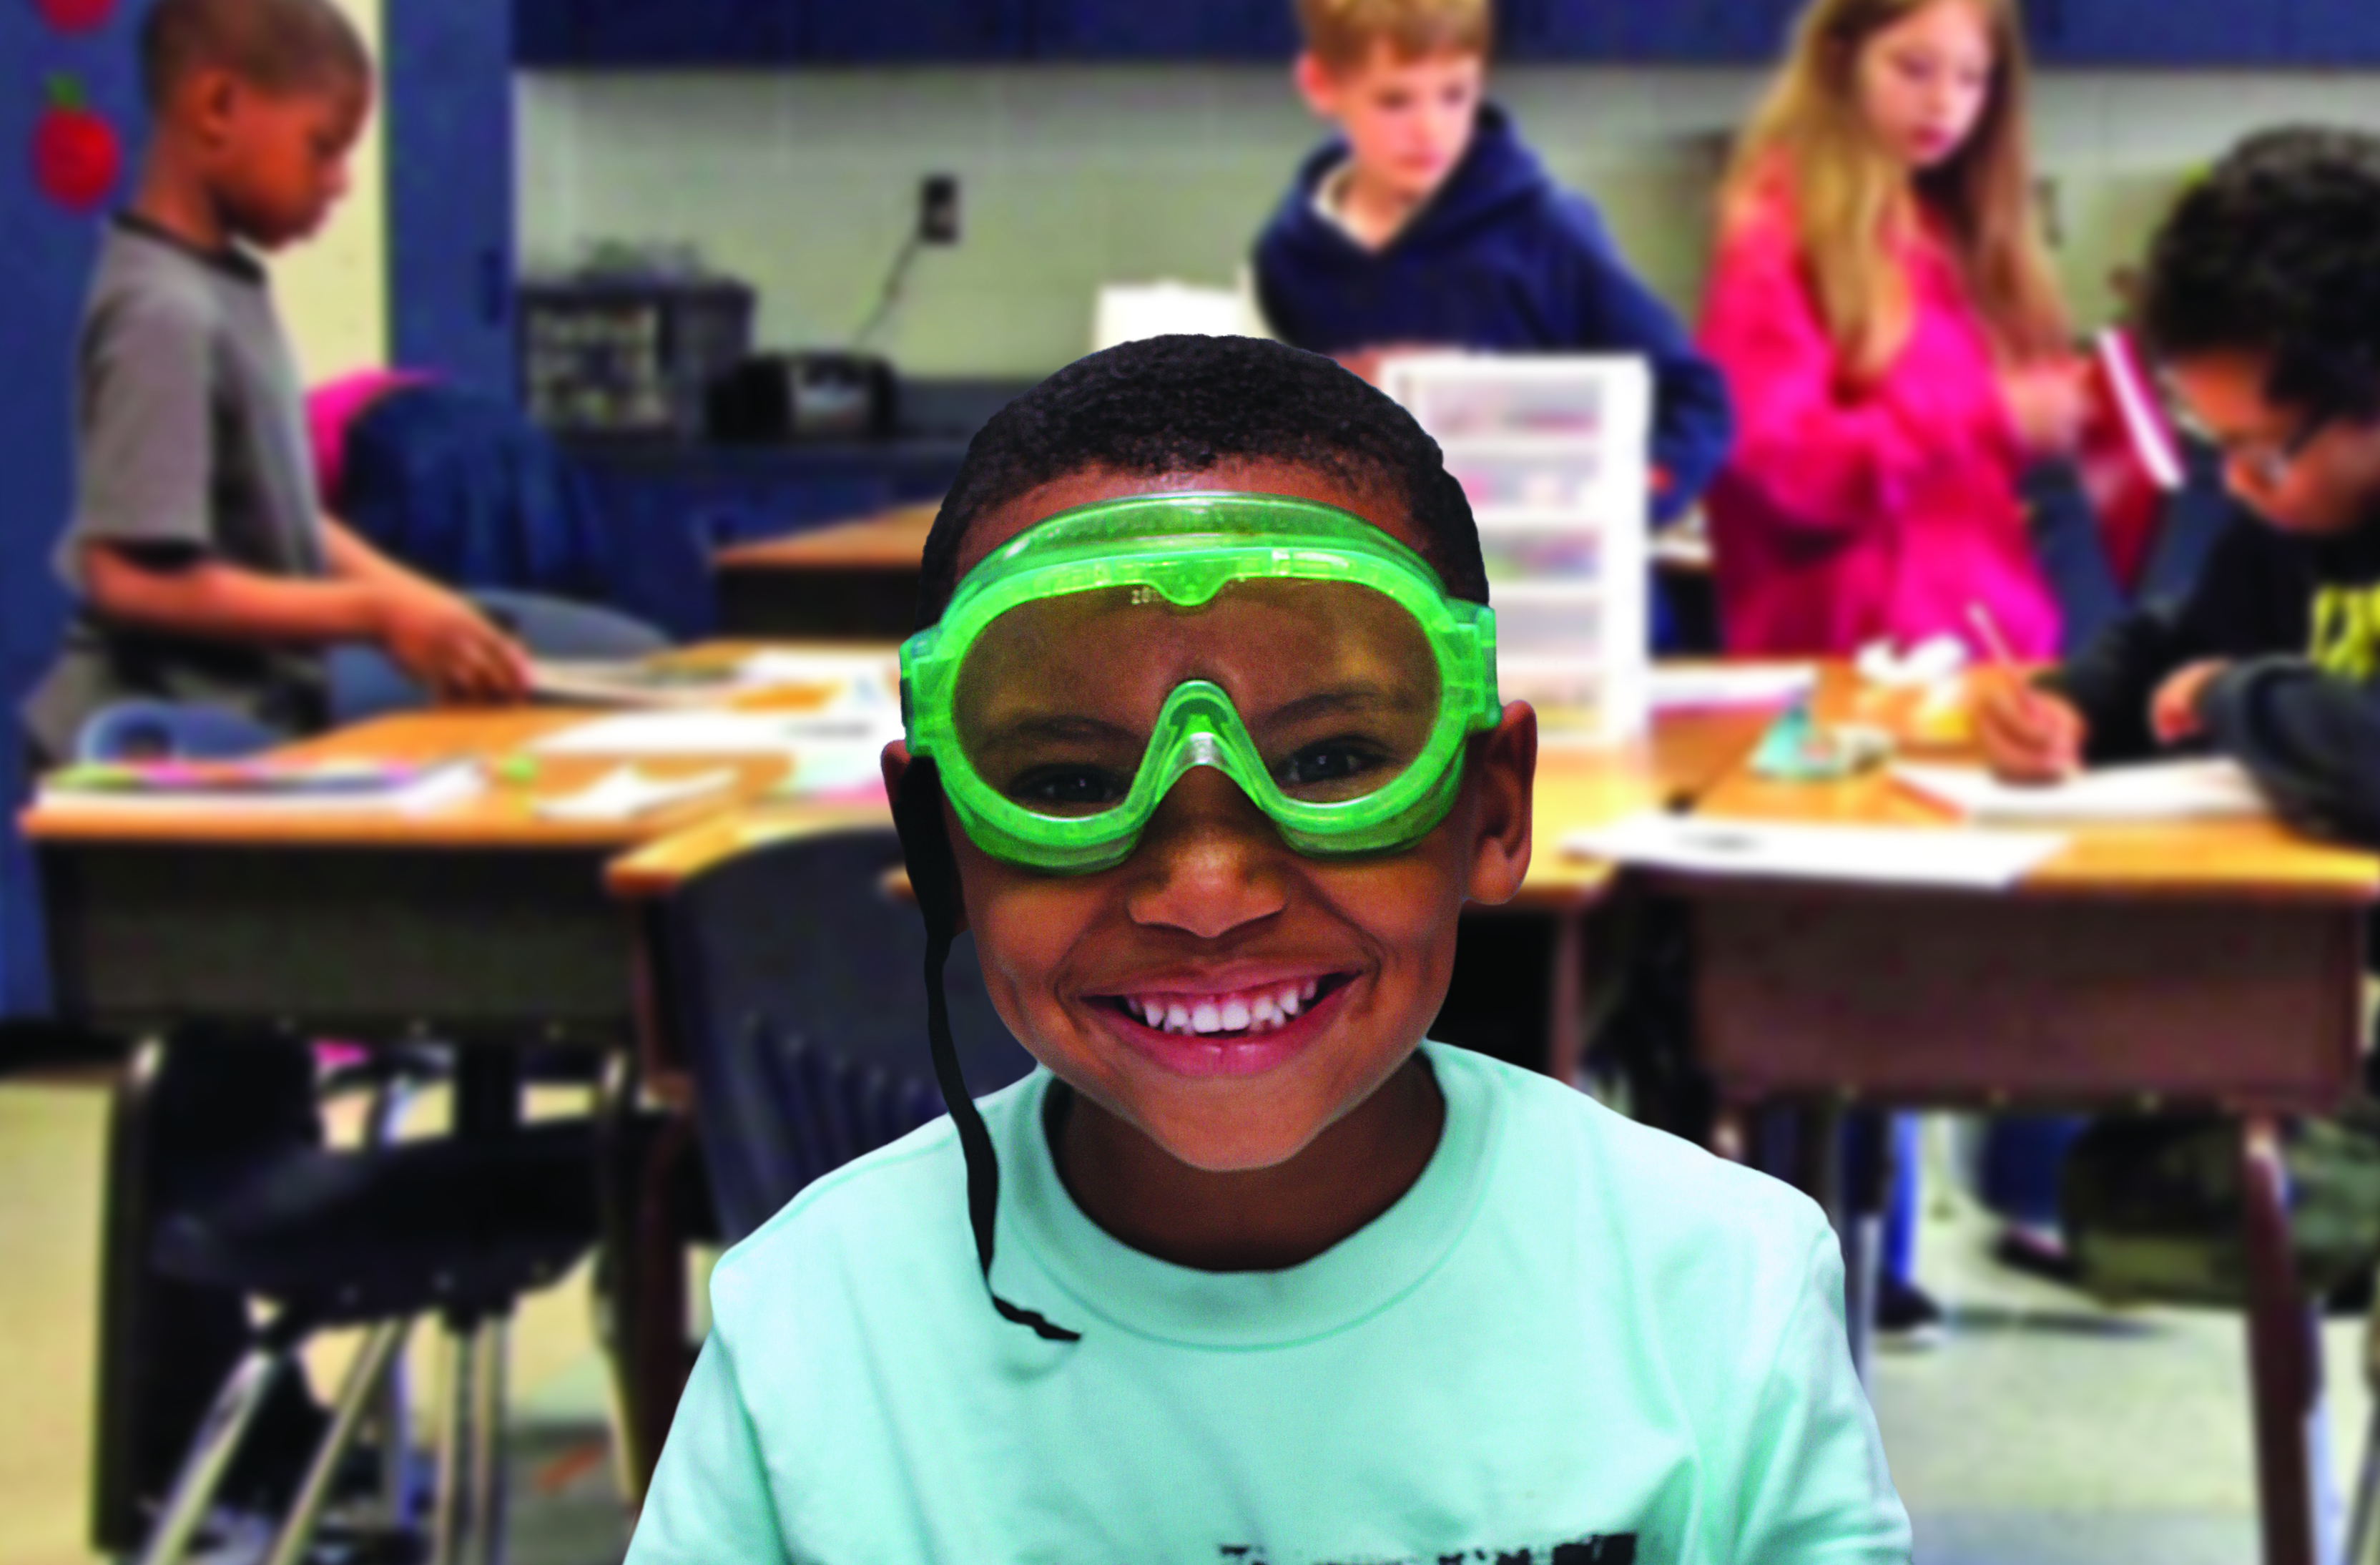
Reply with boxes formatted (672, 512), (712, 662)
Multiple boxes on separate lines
(1700, 0), (2080, 660)
(628, 334), (1911, 1563)
(1978, 127), (2380, 840)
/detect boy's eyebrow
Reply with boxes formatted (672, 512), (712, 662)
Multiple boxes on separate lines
(1259, 683), (1432, 727)
(975, 712), (1145, 749)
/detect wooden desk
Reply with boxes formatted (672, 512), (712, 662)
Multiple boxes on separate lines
(713, 504), (937, 640)
(22, 697), (841, 1541)
(26, 710), (797, 1044)
(1668, 667), (2379, 1565)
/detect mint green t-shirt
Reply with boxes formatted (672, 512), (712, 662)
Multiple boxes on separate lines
(628, 1044), (1911, 1564)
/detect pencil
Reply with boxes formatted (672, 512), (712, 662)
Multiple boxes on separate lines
(1967, 602), (2044, 727)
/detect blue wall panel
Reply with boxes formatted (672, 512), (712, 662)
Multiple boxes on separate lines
(0, 1), (148, 1015)
(388, 0), (517, 397)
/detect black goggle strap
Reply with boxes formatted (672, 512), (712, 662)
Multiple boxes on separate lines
(894, 758), (1081, 1345)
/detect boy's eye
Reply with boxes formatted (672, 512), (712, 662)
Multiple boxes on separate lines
(1276, 740), (1392, 793)
(1008, 765), (1131, 813)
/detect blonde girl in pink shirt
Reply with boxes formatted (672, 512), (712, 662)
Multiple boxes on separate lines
(1701, 0), (2080, 658)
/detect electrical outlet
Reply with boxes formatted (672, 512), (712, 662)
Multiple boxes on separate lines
(920, 174), (960, 246)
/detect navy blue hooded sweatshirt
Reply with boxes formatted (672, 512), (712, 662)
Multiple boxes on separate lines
(1252, 104), (1734, 529)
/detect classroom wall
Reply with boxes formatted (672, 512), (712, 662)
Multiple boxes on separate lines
(270, 0), (388, 381)
(516, 64), (2380, 378)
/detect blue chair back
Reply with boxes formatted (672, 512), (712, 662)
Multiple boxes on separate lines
(469, 587), (670, 659)
(328, 587), (672, 725)
(336, 381), (614, 602)
(661, 828), (1034, 1242)
(76, 700), (281, 763)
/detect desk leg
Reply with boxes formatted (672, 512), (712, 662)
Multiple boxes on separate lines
(597, 1051), (696, 1506)
(2244, 1115), (2326, 1565)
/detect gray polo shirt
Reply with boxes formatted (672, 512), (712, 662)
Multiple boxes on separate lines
(20, 216), (330, 763)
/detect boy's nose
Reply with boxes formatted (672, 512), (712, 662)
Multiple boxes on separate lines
(1123, 768), (1292, 940)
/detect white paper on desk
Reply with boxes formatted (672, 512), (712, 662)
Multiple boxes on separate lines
(534, 767), (736, 823)
(736, 650), (901, 707)
(1648, 663), (1816, 712)
(1892, 757), (2270, 823)
(1565, 812), (2067, 889)
(776, 741), (892, 801)
(38, 762), (483, 817)
(530, 710), (899, 759)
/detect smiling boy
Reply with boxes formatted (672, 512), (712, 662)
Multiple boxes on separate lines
(627, 336), (1909, 1564)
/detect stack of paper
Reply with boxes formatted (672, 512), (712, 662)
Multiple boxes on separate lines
(1565, 812), (2067, 889)
(1648, 664), (1816, 713)
(40, 760), (483, 817)
(531, 661), (752, 710)
(531, 710), (898, 760)
(1891, 758), (2269, 823)
(534, 767), (736, 823)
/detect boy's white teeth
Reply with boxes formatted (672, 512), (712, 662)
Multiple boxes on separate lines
(1123, 980), (1332, 1036)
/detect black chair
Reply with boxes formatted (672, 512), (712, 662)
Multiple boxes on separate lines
(606, 825), (1031, 1491)
(104, 1042), (635, 1565)
(661, 826), (1033, 1244)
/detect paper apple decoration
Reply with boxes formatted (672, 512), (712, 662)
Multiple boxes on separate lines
(31, 74), (122, 212)
(32, 0), (116, 31)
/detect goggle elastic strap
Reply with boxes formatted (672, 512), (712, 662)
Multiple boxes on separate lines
(892, 758), (1082, 1345)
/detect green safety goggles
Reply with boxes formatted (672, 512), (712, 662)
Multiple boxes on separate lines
(900, 492), (1502, 874)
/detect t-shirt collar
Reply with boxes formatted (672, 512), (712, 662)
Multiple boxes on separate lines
(998, 1041), (1500, 1350)
(113, 211), (269, 286)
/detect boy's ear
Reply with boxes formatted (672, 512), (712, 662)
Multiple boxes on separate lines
(1462, 702), (1536, 908)
(185, 68), (242, 145)
(1293, 51), (1342, 118)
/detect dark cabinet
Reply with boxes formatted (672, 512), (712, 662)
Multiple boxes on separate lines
(1027, 0), (1299, 61)
(516, 0), (1033, 65)
(1505, 0), (1799, 62)
(805, 0), (1028, 61)
(516, 0), (802, 67)
(2288, 0), (2380, 64)
(2024, 0), (2288, 64)
(513, 0), (2354, 66)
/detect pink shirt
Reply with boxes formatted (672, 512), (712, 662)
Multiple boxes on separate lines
(1698, 191), (2059, 658)
(306, 369), (430, 509)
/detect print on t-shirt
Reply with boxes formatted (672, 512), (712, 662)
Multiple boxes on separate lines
(1218, 1534), (1638, 1564)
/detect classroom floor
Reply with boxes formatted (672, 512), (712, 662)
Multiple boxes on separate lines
(1, 1077), (2368, 1564)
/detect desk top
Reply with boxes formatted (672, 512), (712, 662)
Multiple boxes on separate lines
(20, 709), (807, 851)
(714, 504), (937, 573)
(42, 653), (2368, 905)
(1689, 667), (2380, 903)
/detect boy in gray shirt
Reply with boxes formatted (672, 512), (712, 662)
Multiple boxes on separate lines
(39, 0), (531, 1541)
(21, 0), (524, 765)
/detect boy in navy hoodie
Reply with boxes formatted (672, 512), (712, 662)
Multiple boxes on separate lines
(1977, 127), (2380, 843)
(1252, 0), (1734, 537)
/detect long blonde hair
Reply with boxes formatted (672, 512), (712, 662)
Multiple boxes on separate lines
(1723, 0), (2068, 379)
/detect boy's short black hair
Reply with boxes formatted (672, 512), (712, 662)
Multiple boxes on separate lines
(916, 335), (1488, 628)
(140, 0), (371, 112)
(2141, 126), (2380, 422)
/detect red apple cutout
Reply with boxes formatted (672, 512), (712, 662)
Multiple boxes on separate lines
(32, 74), (122, 212)
(34, 0), (117, 31)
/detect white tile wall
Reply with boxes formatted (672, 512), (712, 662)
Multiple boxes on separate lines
(516, 66), (2380, 377)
